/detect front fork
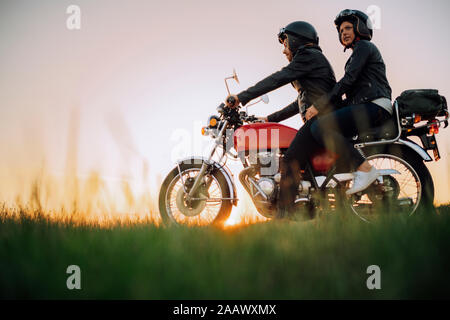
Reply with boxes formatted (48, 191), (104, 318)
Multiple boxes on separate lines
(185, 120), (229, 200)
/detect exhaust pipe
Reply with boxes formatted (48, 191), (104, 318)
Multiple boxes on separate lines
(239, 166), (256, 197)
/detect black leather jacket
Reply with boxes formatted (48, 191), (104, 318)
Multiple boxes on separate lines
(236, 44), (336, 123)
(316, 40), (392, 108)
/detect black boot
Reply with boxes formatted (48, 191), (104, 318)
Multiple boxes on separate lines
(276, 159), (300, 219)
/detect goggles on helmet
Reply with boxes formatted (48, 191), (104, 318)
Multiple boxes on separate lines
(336, 9), (357, 21)
(277, 28), (287, 44)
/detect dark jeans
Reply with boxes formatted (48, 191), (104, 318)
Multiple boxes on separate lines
(310, 102), (391, 171)
(278, 118), (321, 215)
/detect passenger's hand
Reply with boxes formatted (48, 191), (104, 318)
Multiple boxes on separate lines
(257, 117), (268, 123)
(305, 105), (319, 120)
(225, 94), (240, 108)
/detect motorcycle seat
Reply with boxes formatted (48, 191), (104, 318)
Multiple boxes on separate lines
(352, 117), (399, 143)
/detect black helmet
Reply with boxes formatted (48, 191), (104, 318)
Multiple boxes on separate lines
(334, 9), (373, 46)
(278, 21), (319, 53)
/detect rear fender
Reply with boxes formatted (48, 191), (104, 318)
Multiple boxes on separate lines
(394, 139), (432, 162)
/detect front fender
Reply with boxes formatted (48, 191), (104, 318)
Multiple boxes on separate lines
(177, 157), (238, 206)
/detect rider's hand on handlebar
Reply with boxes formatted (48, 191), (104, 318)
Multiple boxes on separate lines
(257, 116), (268, 123)
(225, 94), (240, 108)
(305, 105), (319, 121)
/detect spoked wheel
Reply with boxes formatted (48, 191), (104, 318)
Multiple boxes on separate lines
(348, 146), (434, 222)
(158, 162), (233, 226)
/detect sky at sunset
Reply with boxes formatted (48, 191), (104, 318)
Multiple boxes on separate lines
(0, 0), (449, 210)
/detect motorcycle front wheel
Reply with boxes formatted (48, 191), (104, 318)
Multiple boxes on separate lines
(158, 161), (233, 226)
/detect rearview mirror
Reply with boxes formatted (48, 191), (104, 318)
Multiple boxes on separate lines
(232, 69), (240, 84)
(225, 69), (240, 95)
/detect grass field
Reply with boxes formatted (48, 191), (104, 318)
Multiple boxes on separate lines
(1, 205), (450, 299)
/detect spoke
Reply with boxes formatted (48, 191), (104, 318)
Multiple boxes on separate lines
(353, 154), (422, 221)
(165, 167), (225, 226)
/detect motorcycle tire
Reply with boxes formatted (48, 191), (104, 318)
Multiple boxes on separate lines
(158, 161), (233, 226)
(348, 144), (435, 221)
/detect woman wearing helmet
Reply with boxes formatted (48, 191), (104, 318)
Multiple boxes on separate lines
(224, 21), (337, 218)
(309, 9), (393, 195)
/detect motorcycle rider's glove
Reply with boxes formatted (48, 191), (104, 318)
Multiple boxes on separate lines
(225, 94), (240, 108)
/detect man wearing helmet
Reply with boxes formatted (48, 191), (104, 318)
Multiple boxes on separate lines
(224, 21), (337, 218)
(309, 9), (393, 195)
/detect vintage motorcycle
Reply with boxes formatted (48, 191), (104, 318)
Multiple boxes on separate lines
(159, 71), (448, 225)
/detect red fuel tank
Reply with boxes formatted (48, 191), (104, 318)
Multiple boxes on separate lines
(233, 123), (297, 152)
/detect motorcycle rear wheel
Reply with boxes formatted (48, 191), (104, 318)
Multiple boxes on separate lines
(158, 162), (233, 226)
(348, 145), (434, 222)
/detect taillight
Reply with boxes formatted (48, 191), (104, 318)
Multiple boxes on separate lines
(414, 114), (422, 123)
(428, 120), (440, 134)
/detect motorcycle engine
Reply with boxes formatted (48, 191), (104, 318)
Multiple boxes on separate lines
(253, 151), (278, 200)
(256, 177), (276, 200)
(257, 151), (279, 176)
